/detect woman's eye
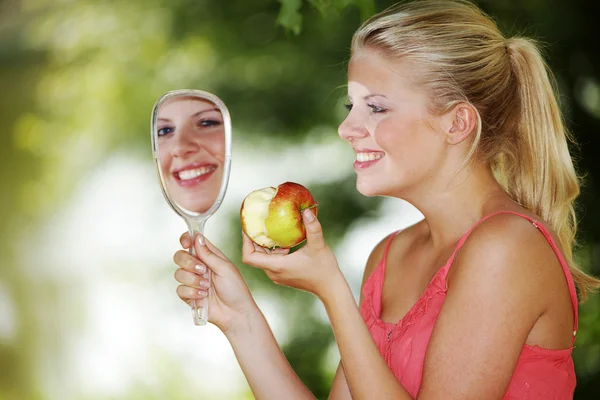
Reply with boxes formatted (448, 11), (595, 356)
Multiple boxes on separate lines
(344, 103), (353, 111)
(368, 104), (387, 114)
(157, 127), (174, 136)
(197, 119), (222, 128)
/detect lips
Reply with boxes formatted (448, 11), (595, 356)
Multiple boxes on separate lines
(353, 148), (385, 171)
(172, 162), (218, 187)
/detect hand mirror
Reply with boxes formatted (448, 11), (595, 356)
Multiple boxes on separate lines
(151, 89), (232, 326)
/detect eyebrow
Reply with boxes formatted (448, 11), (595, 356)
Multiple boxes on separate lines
(158, 108), (221, 122)
(363, 94), (388, 100)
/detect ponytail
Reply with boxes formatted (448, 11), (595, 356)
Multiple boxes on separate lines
(505, 38), (600, 301)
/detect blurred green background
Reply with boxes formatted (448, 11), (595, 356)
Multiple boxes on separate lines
(1, 0), (599, 399)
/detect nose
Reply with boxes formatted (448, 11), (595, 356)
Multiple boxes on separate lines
(338, 111), (368, 142)
(171, 125), (200, 158)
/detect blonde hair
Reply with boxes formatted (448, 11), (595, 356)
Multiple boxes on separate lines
(352, 0), (600, 300)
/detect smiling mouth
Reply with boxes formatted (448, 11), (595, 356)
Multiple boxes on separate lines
(353, 151), (385, 171)
(356, 152), (384, 162)
(176, 165), (217, 181)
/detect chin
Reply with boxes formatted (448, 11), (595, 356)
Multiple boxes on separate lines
(183, 203), (210, 214)
(184, 196), (212, 214)
(356, 175), (407, 198)
(356, 180), (385, 197)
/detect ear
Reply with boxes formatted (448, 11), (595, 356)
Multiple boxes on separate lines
(440, 103), (478, 145)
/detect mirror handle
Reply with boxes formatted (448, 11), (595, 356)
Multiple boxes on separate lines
(188, 221), (210, 326)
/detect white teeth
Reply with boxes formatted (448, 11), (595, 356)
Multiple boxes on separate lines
(356, 152), (384, 162)
(178, 166), (216, 180)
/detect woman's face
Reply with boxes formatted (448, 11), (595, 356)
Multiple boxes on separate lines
(338, 49), (447, 199)
(157, 96), (225, 214)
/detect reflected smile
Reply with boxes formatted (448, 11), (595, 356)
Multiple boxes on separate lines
(172, 163), (218, 187)
(177, 165), (217, 181)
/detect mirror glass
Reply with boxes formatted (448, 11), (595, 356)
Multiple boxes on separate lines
(151, 89), (232, 326)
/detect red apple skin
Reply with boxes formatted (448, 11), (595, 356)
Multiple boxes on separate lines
(265, 182), (318, 248)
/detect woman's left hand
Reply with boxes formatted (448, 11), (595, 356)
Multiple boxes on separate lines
(242, 209), (345, 301)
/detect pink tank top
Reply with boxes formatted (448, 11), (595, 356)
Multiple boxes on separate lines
(359, 211), (578, 399)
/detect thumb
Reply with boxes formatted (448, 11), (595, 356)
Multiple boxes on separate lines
(197, 234), (227, 259)
(193, 234), (232, 276)
(302, 209), (325, 250)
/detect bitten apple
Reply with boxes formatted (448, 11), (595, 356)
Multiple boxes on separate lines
(240, 182), (318, 248)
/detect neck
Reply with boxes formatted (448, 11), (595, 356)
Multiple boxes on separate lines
(400, 162), (514, 248)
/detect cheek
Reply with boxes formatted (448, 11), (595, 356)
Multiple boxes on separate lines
(205, 133), (226, 162)
(158, 148), (171, 169)
(372, 119), (441, 179)
(370, 117), (409, 151)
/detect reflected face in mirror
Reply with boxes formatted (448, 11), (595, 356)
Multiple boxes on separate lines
(157, 96), (225, 214)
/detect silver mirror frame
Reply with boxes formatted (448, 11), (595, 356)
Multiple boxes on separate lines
(150, 89), (232, 326)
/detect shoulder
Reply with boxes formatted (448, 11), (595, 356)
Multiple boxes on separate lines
(456, 212), (559, 268)
(449, 212), (562, 306)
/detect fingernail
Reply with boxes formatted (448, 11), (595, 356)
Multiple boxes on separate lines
(195, 264), (205, 274)
(197, 235), (205, 246)
(198, 289), (207, 297)
(303, 209), (315, 222)
(199, 280), (210, 288)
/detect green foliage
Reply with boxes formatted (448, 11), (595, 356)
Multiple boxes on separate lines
(276, 0), (375, 34)
(277, 0), (304, 35)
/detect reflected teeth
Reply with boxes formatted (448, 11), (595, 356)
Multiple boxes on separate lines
(178, 166), (216, 180)
(356, 152), (384, 162)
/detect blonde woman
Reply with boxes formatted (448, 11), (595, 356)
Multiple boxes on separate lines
(173, 1), (599, 398)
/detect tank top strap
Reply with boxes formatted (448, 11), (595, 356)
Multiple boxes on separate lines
(381, 230), (400, 277)
(445, 210), (579, 342)
(366, 231), (399, 317)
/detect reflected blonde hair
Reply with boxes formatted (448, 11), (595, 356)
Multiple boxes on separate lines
(352, 0), (600, 300)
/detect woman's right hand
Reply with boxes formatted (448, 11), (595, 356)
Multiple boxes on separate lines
(174, 233), (257, 335)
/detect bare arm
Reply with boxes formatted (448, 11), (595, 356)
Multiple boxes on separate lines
(180, 235), (316, 400)
(327, 233), (400, 400)
(321, 275), (411, 399)
(328, 363), (352, 400)
(224, 307), (316, 400)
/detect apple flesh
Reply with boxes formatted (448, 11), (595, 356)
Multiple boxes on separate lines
(240, 182), (318, 248)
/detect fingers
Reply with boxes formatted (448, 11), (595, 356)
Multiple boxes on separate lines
(180, 232), (192, 249)
(174, 268), (211, 290)
(176, 284), (208, 304)
(175, 233), (230, 307)
(242, 231), (266, 254)
(241, 231), (285, 272)
(271, 248), (290, 255)
(173, 249), (208, 275)
(176, 234), (233, 277)
(241, 231), (257, 255)
(302, 209), (325, 250)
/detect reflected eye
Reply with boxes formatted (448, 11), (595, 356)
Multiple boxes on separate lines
(344, 103), (353, 111)
(196, 119), (222, 128)
(158, 126), (174, 137)
(368, 104), (387, 114)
